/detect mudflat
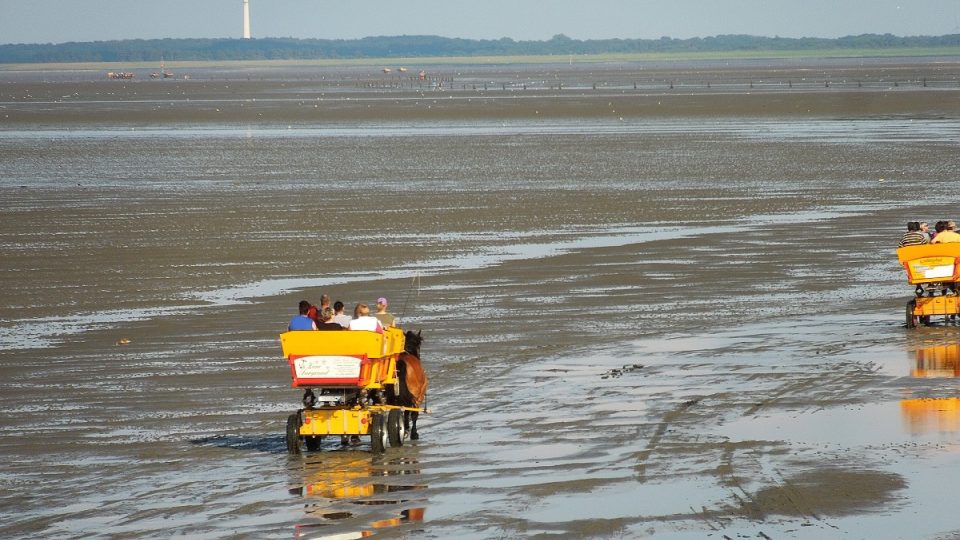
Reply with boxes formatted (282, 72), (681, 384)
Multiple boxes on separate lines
(2, 56), (960, 124)
(2, 57), (960, 538)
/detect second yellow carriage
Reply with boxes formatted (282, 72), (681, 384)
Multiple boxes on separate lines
(897, 244), (960, 328)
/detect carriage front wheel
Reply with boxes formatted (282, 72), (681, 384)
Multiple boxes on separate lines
(286, 413), (302, 455)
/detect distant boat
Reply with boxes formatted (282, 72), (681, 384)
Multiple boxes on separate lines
(398, 67), (408, 73)
(382, 67), (392, 74)
(107, 71), (134, 79)
(151, 56), (174, 79)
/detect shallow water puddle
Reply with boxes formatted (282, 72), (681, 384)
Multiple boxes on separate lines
(718, 401), (960, 447)
(522, 477), (722, 522)
(707, 403), (960, 538)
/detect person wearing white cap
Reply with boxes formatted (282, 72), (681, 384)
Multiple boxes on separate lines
(374, 297), (397, 328)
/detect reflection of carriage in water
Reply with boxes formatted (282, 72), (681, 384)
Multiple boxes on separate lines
(897, 244), (960, 327)
(280, 327), (427, 454)
(911, 342), (960, 378)
(295, 452), (427, 529)
(902, 343), (960, 434)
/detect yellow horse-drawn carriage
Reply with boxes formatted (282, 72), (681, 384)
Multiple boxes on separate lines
(280, 327), (422, 454)
(897, 243), (960, 328)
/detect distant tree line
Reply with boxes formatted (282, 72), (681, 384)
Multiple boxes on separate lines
(2, 33), (959, 63)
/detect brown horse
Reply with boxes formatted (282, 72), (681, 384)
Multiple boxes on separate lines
(395, 330), (428, 440)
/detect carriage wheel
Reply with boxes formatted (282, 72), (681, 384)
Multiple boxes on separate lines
(905, 300), (918, 328)
(304, 435), (322, 451)
(387, 409), (405, 447)
(370, 414), (388, 454)
(286, 413), (302, 455)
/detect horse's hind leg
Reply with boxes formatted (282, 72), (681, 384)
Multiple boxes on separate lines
(409, 411), (420, 440)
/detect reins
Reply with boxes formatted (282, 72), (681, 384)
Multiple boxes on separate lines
(398, 272), (420, 322)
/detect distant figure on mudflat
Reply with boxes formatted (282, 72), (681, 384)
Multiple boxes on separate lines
(899, 221), (929, 247)
(288, 300), (318, 331)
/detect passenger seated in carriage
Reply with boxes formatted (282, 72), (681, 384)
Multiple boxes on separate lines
(316, 307), (346, 331)
(288, 300), (318, 331)
(332, 300), (351, 328)
(348, 303), (384, 333)
(305, 303), (321, 326)
(932, 220), (960, 244)
(374, 297), (397, 328)
(899, 221), (929, 247)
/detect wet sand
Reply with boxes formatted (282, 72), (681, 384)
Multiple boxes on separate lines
(2, 56), (960, 125)
(2, 58), (960, 538)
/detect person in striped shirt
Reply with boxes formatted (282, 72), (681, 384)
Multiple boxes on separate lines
(899, 221), (929, 247)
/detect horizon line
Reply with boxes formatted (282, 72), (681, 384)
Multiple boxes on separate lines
(3, 31), (960, 48)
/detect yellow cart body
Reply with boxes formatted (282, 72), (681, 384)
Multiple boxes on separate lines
(897, 243), (960, 326)
(280, 327), (419, 452)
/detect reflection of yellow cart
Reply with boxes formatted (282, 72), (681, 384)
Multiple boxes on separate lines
(280, 327), (421, 454)
(897, 244), (960, 328)
(912, 343), (960, 378)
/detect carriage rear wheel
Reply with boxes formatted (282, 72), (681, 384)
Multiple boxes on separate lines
(286, 413), (302, 455)
(387, 409), (405, 447)
(370, 413), (388, 454)
(906, 300), (918, 329)
(304, 435), (322, 451)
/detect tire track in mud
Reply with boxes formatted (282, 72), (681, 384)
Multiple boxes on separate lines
(623, 352), (892, 536)
(741, 362), (883, 417)
(741, 377), (820, 417)
(630, 367), (820, 479)
(655, 441), (845, 538)
(704, 360), (897, 536)
(769, 468), (834, 527)
(715, 441), (840, 533)
(634, 396), (704, 479)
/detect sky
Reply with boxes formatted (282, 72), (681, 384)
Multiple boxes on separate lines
(0, 0), (958, 45)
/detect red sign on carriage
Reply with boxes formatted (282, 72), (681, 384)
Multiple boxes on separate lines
(288, 354), (368, 387)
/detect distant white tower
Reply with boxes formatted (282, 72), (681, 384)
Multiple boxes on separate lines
(242, 0), (251, 39)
